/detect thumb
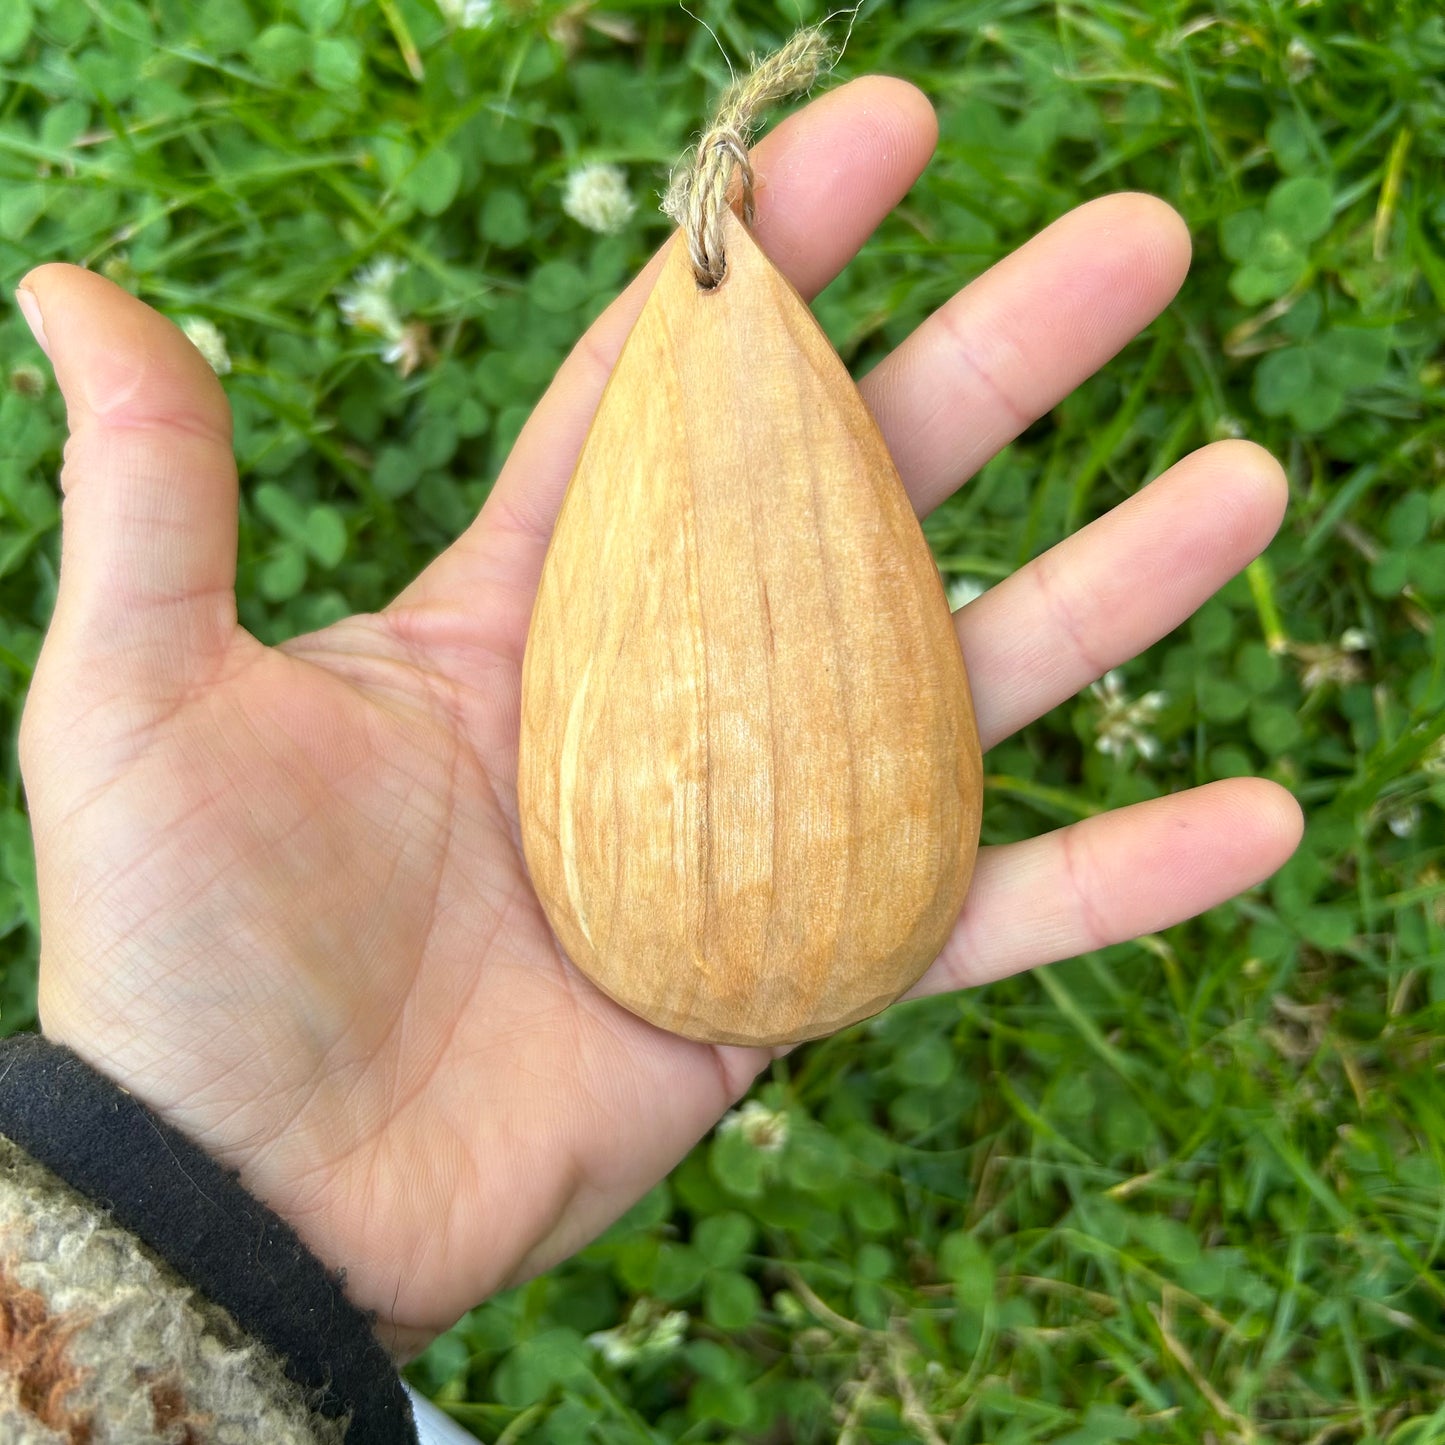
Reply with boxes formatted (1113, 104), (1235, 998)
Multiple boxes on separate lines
(18, 264), (240, 688)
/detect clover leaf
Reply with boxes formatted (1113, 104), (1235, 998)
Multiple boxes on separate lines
(1252, 326), (1391, 432)
(1222, 176), (1335, 305)
(1265, 176), (1334, 244)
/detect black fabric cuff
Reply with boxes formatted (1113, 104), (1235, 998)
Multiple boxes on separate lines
(0, 1032), (417, 1445)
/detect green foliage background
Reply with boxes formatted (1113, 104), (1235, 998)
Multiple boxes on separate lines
(1, 0), (1444, 1439)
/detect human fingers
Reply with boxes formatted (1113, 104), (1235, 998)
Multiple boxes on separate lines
(393, 75), (939, 618)
(958, 439), (1289, 751)
(860, 191), (1193, 517)
(470, 189), (1190, 567)
(14, 266), (239, 699)
(906, 778), (1304, 999)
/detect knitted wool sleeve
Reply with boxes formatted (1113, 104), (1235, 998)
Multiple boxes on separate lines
(0, 1035), (419, 1445)
(0, 1132), (344, 1444)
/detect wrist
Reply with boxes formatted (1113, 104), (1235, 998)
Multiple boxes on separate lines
(37, 1010), (453, 1362)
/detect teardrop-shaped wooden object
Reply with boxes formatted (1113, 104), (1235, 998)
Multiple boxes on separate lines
(519, 211), (982, 1047)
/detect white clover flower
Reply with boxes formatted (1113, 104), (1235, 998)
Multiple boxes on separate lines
(1285, 37), (1316, 81)
(946, 576), (986, 612)
(587, 1300), (689, 1369)
(180, 317), (231, 376)
(338, 257), (406, 337)
(718, 1099), (789, 1154)
(381, 321), (433, 379)
(1385, 804), (1421, 839)
(562, 163), (636, 235)
(358, 255), (406, 291)
(1090, 671), (1166, 761)
(1295, 630), (1368, 691)
(337, 257), (428, 373)
(437, 0), (497, 29)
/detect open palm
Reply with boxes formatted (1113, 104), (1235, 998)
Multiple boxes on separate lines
(17, 79), (1301, 1359)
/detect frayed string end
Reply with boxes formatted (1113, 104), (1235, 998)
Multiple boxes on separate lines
(663, 28), (836, 288)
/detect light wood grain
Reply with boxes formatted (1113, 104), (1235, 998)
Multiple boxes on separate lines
(518, 211), (982, 1046)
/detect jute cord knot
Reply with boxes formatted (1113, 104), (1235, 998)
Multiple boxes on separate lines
(663, 28), (834, 289)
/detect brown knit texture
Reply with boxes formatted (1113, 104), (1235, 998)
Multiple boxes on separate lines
(0, 1135), (344, 1444)
(0, 1261), (93, 1442)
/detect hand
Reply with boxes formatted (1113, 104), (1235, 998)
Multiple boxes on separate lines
(17, 77), (1301, 1358)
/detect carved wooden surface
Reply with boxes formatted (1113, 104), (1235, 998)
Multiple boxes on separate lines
(519, 211), (982, 1046)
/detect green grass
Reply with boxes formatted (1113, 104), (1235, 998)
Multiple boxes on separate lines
(2, 0), (1444, 1440)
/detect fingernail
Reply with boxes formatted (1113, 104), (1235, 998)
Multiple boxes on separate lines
(15, 287), (50, 358)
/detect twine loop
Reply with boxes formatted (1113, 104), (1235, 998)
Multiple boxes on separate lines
(663, 29), (834, 289)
